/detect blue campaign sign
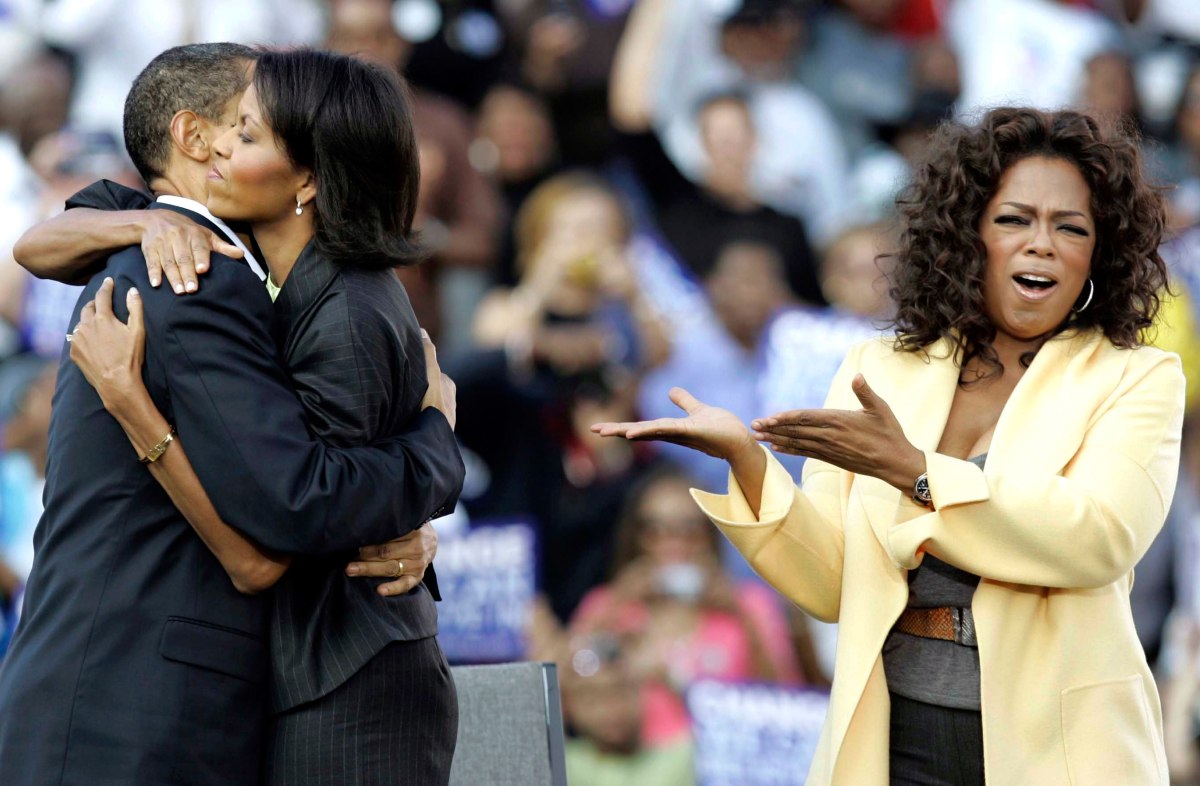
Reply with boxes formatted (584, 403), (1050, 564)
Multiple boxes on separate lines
(688, 680), (830, 786)
(435, 519), (537, 664)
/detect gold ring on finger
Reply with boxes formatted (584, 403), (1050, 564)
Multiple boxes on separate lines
(392, 560), (404, 577)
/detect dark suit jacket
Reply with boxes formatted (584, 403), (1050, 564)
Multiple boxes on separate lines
(0, 200), (463, 786)
(269, 241), (450, 712)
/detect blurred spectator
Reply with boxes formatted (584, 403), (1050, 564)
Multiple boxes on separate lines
(0, 354), (56, 658)
(15, 0), (321, 142)
(798, 0), (915, 156)
(610, 0), (850, 246)
(1165, 62), (1200, 232)
(619, 90), (824, 303)
(453, 173), (668, 619)
(1080, 49), (1144, 129)
(0, 129), (137, 358)
(845, 39), (959, 220)
(818, 222), (895, 320)
(1135, 0), (1200, 45)
(561, 646), (695, 786)
(325, 0), (502, 356)
(501, 0), (633, 165)
(0, 50), (71, 257)
(395, 0), (510, 108)
(473, 171), (668, 370)
(566, 467), (801, 746)
(947, 0), (1123, 118)
(636, 235), (802, 487)
(472, 82), (561, 286)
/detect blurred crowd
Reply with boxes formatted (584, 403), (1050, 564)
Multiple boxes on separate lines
(2, 0), (1200, 782)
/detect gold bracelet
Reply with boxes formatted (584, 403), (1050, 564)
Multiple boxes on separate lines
(139, 427), (177, 464)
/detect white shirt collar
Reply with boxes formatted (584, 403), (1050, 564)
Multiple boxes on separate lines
(154, 195), (266, 281)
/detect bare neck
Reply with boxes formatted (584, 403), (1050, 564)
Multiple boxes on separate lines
(252, 214), (316, 287)
(148, 162), (209, 204)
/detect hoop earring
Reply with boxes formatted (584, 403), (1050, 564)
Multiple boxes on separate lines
(295, 198), (303, 216)
(1073, 278), (1094, 314)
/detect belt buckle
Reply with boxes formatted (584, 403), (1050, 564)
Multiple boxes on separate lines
(952, 607), (977, 647)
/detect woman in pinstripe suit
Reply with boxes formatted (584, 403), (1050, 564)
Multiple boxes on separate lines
(68, 50), (461, 784)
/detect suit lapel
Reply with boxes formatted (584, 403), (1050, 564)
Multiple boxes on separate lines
(987, 329), (1106, 477)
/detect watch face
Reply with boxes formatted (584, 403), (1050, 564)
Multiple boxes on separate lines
(913, 475), (932, 505)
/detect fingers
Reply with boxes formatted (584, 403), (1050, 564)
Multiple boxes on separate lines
(851, 374), (876, 410)
(79, 298), (97, 326)
(421, 329), (440, 372)
(209, 233), (243, 264)
(143, 237), (165, 288)
(345, 558), (407, 578)
(157, 249), (185, 294)
(170, 232), (197, 294)
(126, 287), (143, 333)
(668, 386), (703, 415)
(590, 420), (649, 438)
(93, 277), (115, 319)
(376, 576), (421, 597)
(754, 430), (827, 457)
(180, 234), (209, 291)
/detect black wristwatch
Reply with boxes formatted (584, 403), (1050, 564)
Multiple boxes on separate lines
(912, 473), (933, 508)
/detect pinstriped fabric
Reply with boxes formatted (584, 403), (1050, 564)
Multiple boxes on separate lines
(268, 244), (445, 715)
(262, 242), (458, 783)
(265, 638), (458, 785)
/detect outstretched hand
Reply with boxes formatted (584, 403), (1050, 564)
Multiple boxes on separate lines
(591, 387), (754, 460)
(751, 374), (925, 491)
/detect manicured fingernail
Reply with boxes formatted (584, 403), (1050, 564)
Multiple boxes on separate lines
(173, 284), (183, 294)
(129, 288), (140, 299)
(150, 276), (160, 287)
(185, 281), (196, 293)
(346, 565), (361, 575)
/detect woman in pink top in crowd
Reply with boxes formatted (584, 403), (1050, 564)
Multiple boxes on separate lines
(568, 467), (801, 745)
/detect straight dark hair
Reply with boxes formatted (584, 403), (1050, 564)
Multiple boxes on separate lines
(253, 49), (424, 269)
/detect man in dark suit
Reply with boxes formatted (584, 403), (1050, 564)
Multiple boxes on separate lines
(0, 43), (464, 786)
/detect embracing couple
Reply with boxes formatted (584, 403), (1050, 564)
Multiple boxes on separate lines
(0, 43), (463, 785)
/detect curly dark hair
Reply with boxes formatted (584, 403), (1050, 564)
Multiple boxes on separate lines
(890, 107), (1168, 380)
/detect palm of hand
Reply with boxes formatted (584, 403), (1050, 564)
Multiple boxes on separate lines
(591, 387), (751, 461)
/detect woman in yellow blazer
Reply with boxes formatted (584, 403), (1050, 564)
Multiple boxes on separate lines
(594, 107), (1185, 785)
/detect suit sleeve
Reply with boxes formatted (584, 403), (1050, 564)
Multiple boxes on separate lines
(65, 179), (153, 211)
(158, 264), (464, 554)
(689, 344), (866, 622)
(887, 352), (1185, 589)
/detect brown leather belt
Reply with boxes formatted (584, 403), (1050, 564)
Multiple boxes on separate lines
(894, 607), (977, 647)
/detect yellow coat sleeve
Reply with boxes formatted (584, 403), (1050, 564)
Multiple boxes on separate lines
(689, 344), (866, 622)
(887, 352), (1186, 589)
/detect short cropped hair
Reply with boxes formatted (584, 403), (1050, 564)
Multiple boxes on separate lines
(123, 43), (258, 185)
(253, 49), (423, 269)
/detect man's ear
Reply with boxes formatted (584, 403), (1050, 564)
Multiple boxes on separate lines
(168, 109), (210, 164)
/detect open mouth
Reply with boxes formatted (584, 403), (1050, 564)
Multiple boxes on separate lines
(1012, 273), (1058, 300)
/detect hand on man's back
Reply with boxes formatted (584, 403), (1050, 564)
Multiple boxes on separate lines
(140, 209), (243, 294)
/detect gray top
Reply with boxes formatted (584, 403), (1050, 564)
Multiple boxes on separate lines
(882, 454), (986, 711)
